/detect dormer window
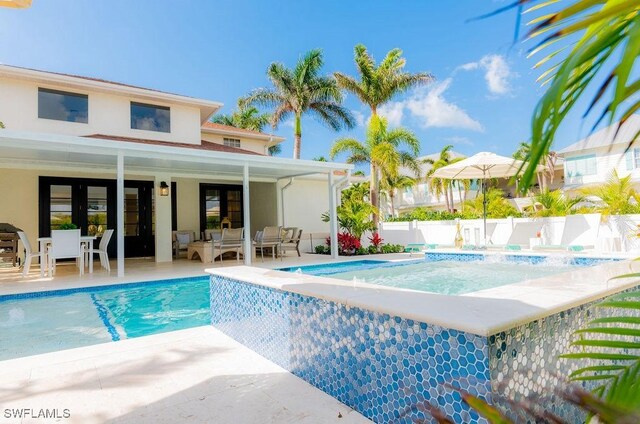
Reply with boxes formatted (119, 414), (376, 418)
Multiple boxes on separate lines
(130, 102), (170, 133)
(38, 88), (88, 123)
(223, 138), (241, 148)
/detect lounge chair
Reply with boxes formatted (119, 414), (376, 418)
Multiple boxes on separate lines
(280, 227), (302, 257)
(173, 230), (195, 258)
(533, 214), (601, 252)
(488, 221), (544, 251)
(254, 226), (282, 262)
(212, 228), (244, 263)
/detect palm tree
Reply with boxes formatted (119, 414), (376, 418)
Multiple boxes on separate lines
(211, 105), (270, 132)
(518, 1), (640, 191)
(512, 141), (558, 192)
(334, 44), (433, 117)
(241, 49), (355, 159)
(424, 145), (464, 213)
(380, 174), (415, 218)
(581, 170), (640, 217)
(329, 116), (420, 227)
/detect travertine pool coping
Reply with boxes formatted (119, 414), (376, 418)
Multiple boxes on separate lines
(207, 252), (640, 336)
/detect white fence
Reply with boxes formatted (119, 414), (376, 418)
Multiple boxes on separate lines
(378, 214), (640, 253)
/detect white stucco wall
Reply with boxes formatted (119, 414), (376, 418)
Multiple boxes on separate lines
(0, 77), (202, 144)
(200, 133), (268, 154)
(281, 178), (330, 234)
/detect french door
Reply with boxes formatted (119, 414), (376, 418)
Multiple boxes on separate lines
(199, 184), (244, 233)
(39, 177), (155, 258)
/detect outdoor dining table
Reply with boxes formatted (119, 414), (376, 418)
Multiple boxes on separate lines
(37, 235), (97, 277)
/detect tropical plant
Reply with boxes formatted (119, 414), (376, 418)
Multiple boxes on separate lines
(380, 174), (415, 218)
(512, 141), (558, 192)
(0, 121), (4, 128)
(388, 208), (470, 222)
(368, 232), (384, 253)
(241, 49), (355, 159)
(515, 1), (640, 191)
(464, 188), (520, 219)
(313, 156), (328, 162)
(330, 115), (421, 227)
(325, 232), (362, 255)
(334, 44), (433, 117)
(581, 170), (640, 216)
(530, 189), (584, 217)
(321, 182), (377, 240)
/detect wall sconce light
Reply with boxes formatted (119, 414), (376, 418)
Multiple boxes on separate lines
(159, 181), (169, 196)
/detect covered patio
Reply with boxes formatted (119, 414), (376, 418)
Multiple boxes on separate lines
(0, 130), (352, 279)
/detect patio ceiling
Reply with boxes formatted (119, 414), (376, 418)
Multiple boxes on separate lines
(0, 130), (353, 180)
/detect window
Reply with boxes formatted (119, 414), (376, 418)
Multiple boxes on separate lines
(223, 138), (241, 148)
(564, 154), (597, 178)
(38, 88), (88, 123)
(130, 102), (170, 132)
(625, 148), (640, 170)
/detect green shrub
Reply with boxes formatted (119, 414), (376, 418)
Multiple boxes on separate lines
(355, 247), (368, 255)
(381, 244), (403, 253)
(314, 245), (329, 255)
(367, 245), (379, 254)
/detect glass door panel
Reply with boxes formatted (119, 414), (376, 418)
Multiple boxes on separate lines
(226, 190), (243, 229)
(87, 186), (108, 236)
(49, 185), (73, 230)
(205, 189), (221, 229)
(124, 187), (140, 236)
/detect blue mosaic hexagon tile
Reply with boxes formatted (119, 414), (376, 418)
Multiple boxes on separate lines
(211, 276), (491, 423)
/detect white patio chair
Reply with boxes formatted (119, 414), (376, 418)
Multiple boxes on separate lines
(49, 229), (84, 276)
(17, 231), (43, 277)
(280, 227), (303, 257)
(93, 229), (114, 272)
(253, 226), (283, 262)
(212, 228), (244, 264)
(202, 229), (222, 242)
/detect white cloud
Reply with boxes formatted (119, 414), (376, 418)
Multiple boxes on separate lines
(377, 102), (404, 127)
(405, 78), (484, 132)
(444, 136), (474, 146)
(457, 54), (514, 96)
(352, 110), (366, 127)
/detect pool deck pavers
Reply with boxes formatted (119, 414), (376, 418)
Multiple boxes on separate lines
(0, 326), (370, 424)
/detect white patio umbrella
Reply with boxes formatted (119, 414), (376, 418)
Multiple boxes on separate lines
(431, 151), (544, 245)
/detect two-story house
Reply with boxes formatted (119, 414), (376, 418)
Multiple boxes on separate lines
(0, 65), (351, 275)
(558, 115), (640, 190)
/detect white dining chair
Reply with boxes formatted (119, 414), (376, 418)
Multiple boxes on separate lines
(94, 229), (113, 272)
(49, 229), (84, 276)
(17, 231), (43, 277)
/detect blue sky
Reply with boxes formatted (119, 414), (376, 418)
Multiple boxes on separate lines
(0, 1), (593, 162)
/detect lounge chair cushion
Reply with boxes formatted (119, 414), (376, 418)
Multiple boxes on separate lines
(567, 245), (584, 252)
(176, 233), (191, 246)
(505, 244), (521, 251)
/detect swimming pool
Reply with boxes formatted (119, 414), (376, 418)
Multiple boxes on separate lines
(281, 253), (618, 295)
(0, 276), (209, 360)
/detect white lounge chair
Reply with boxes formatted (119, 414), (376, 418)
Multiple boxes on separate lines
(254, 226), (282, 262)
(212, 228), (244, 263)
(17, 231), (43, 277)
(533, 213), (601, 252)
(49, 229), (84, 276)
(94, 229), (114, 272)
(488, 221), (544, 251)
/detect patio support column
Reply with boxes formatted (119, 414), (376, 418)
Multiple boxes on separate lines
(154, 174), (173, 263)
(328, 172), (339, 259)
(242, 164), (252, 266)
(116, 152), (125, 277)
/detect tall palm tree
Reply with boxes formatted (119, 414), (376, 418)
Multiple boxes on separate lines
(512, 141), (558, 191)
(424, 145), (463, 213)
(380, 174), (415, 218)
(241, 49), (355, 159)
(329, 116), (420, 227)
(334, 44), (433, 117)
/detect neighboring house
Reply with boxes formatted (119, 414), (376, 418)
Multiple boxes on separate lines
(558, 114), (640, 190)
(0, 64), (350, 273)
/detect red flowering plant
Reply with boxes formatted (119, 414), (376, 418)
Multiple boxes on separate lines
(368, 232), (384, 253)
(325, 232), (362, 255)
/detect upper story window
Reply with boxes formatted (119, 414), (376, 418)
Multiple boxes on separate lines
(38, 88), (88, 123)
(130, 102), (170, 133)
(564, 154), (597, 178)
(223, 138), (241, 148)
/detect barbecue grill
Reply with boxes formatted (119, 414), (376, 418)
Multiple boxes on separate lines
(0, 223), (22, 267)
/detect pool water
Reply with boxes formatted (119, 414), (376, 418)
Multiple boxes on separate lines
(284, 254), (613, 295)
(0, 276), (209, 360)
